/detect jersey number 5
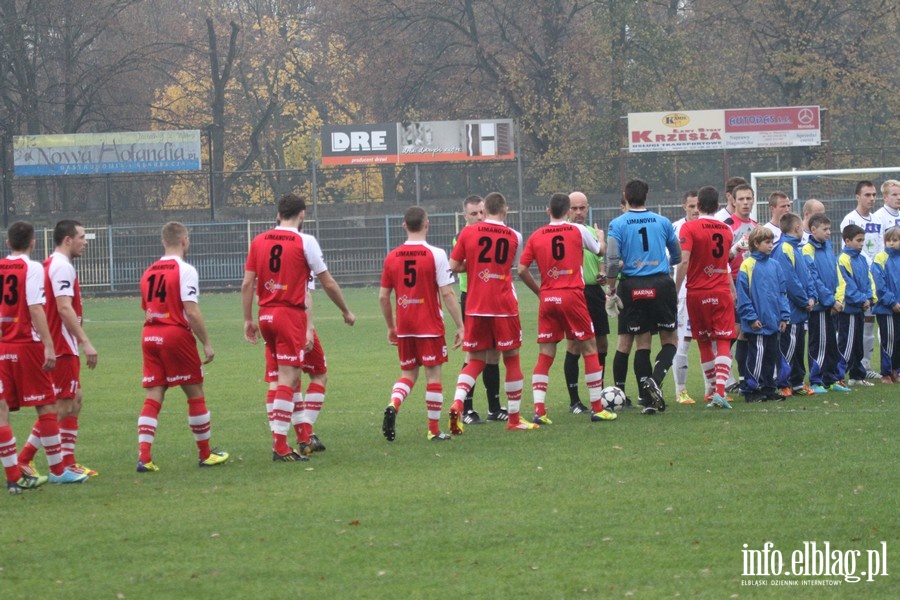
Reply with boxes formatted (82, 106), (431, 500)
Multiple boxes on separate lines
(403, 260), (417, 287)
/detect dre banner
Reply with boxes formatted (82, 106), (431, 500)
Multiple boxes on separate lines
(321, 119), (515, 166)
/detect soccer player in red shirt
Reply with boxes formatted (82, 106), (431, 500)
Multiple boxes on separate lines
(17, 220), (99, 478)
(449, 192), (537, 431)
(380, 207), (464, 442)
(261, 284), (330, 456)
(136, 222), (229, 472)
(723, 184), (757, 388)
(675, 186), (737, 408)
(242, 194), (355, 461)
(1, 221), (86, 492)
(518, 193), (617, 424)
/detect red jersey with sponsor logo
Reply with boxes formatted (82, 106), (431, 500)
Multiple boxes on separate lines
(449, 219), (521, 317)
(245, 227), (327, 308)
(679, 216), (734, 292)
(381, 241), (452, 337)
(0, 255), (45, 343)
(44, 252), (82, 356)
(141, 256), (197, 329)
(723, 214), (757, 280)
(520, 222), (597, 291)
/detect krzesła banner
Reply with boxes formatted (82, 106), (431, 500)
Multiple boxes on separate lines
(628, 107), (820, 153)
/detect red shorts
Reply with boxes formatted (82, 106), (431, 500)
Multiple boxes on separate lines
(51, 355), (81, 399)
(265, 330), (327, 382)
(142, 325), (203, 388)
(259, 306), (307, 368)
(0, 342), (56, 411)
(463, 315), (522, 352)
(536, 289), (595, 343)
(397, 337), (448, 369)
(686, 290), (736, 341)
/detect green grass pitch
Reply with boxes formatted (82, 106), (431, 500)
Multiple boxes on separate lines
(1, 286), (896, 598)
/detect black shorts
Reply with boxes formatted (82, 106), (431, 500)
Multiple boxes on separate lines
(583, 284), (610, 337)
(617, 273), (677, 335)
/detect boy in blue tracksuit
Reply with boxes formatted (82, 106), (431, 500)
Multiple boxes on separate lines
(737, 227), (790, 402)
(802, 214), (850, 393)
(774, 213), (817, 396)
(870, 226), (900, 382)
(836, 224), (877, 385)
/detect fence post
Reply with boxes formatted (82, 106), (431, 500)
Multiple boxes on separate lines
(107, 225), (116, 292)
(515, 121), (524, 233)
(311, 132), (320, 239)
(105, 174), (113, 225)
(415, 164), (421, 206)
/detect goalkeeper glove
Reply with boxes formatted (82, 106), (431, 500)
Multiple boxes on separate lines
(605, 292), (623, 318)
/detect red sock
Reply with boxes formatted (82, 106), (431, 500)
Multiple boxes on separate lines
(0, 425), (22, 483)
(390, 377), (414, 411)
(265, 388), (277, 428)
(531, 353), (553, 416)
(425, 382), (443, 435)
(291, 393), (305, 443)
(16, 425), (42, 465)
(58, 416), (78, 468)
(454, 359), (486, 408)
(138, 399), (162, 463)
(715, 339), (733, 396)
(303, 383), (325, 426)
(37, 413), (64, 476)
(296, 422), (313, 445)
(271, 385), (294, 455)
(503, 354), (524, 423)
(188, 397), (211, 460)
(583, 352), (605, 413)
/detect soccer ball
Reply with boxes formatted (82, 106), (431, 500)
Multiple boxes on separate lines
(600, 386), (626, 412)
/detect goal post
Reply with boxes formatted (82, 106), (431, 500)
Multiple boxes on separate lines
(749, 166), (900, 223)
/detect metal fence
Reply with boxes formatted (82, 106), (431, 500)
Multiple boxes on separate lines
(31, 190), (862, 296)
(30, 205), (625, 294)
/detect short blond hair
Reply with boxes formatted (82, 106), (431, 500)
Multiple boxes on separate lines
(748, 226), (774, 251)
(884, 226), (900, 244)
(882, 179), (900, 195)
(161, 221), (188, 248)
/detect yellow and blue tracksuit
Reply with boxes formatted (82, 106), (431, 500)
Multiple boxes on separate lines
(737, 250), (790, 397)
(871, 248), (900, 376)
(836, 246), (877, 381)
(802, 237), (841, 386)
(775, 234), (816, 389)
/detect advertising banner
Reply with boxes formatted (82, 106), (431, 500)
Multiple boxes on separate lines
(321, 119), (514, 166)
(13, 130), (202, 176)
(628, 110), (724, 153)
(723, 106), (820, 149)
(627, 107), (820, 153)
